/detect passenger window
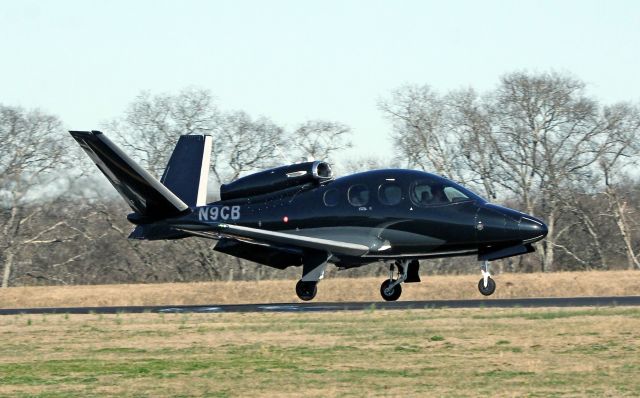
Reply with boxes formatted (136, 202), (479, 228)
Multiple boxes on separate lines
(348, 184), (370, 206)
(378, 183), (402, 206)
(323, 189), (339, 207)
(410, 180), (449, 207)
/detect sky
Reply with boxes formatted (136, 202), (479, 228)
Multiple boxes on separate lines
(1, 0), (639, 164)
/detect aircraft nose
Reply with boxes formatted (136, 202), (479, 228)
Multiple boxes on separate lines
(519, 216), (548, 242)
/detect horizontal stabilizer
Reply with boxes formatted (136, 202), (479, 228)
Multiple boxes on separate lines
(70, 130), (189, 220)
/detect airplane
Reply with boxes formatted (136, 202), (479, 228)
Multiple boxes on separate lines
(70, 131), (548, 301)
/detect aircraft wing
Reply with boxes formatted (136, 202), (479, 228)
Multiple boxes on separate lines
(177, 223), (370, 257)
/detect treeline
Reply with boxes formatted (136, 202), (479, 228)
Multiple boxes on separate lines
(1, 71), (639, 287)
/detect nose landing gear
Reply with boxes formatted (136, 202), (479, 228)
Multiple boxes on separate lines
(478, 260), (496, 296)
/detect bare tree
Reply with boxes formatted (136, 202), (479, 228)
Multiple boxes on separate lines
(486, 72), (618, 271)
(596, 103), (640, 269)
(446, 88), (499, 200)
(291, 120), (352, 162)
(106, 88), (220, 177)
(378, 84), (465, 181)
(381, 72), (638, 272)
(107, 88), (293, 185)
(211, 111), (286, 182)
(0, 105), (85, 287)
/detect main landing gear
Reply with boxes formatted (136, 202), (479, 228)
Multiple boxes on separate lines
(295, 280), (318, 301)
(295, 251), (330, 301)
(478, 260), (496, 296)
(380, 259), (420, 301)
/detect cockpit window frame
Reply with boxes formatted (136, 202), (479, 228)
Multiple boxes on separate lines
(409, 178), (475, 208)
(443, 186), (471, 203)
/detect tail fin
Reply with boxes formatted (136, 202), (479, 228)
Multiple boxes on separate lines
(160, 134), (212, 207)
(69, 130), (189, 221)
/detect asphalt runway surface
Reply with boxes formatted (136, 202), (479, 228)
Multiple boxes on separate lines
(1, 296), (640, 315)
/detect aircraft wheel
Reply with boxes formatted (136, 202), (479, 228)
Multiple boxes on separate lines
(380, 279), (402, 301)
(478, 277), (496, 296)
(296, 280), (317, 301)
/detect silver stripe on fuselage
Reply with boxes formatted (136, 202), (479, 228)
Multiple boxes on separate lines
(523, 235), (545, 244)
(362, 249), (478, 259)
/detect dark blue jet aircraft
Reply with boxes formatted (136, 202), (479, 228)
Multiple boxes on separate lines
(70, 131), (547, 301)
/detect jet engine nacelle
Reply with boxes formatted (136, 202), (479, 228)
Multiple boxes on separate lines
(220, 161), (333, 201)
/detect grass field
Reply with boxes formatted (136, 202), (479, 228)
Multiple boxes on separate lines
(1, 306), (639, 397)
(1, 270), (639, 309)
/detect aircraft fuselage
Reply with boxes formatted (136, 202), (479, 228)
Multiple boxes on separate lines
(180, 169), (547, 265)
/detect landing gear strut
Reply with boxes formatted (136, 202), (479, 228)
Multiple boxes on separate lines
(478, 260), (496, 296)
(295, 251), (329, 301)
(380, 259), (419, 301)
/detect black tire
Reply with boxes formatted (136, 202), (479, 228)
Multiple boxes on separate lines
(295, 280), (317, 301)
(380, 279), (402, 301)
(478, 277), (496, 296)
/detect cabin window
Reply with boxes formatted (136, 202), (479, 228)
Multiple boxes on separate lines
(378, 183), (402, 206)
(348, 184), (370, 207)
(323, 188), (340, 207)
(410, 179), (471, 207)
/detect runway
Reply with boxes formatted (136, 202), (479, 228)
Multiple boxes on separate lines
(1, 296), (640, 315)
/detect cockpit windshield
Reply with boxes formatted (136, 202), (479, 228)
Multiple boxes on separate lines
(410, 176), (483, 207)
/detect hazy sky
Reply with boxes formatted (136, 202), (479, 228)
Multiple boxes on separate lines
(1, 0), (639, 162)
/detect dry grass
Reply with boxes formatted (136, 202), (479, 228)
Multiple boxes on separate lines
(1, 270), (639, 309)
(0, 307), (639, 397)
